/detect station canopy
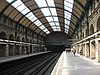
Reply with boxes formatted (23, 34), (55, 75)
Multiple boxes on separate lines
(0, 0), (88, 37)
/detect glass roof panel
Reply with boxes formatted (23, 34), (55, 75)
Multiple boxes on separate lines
(53, 28), (61, 31)
(56, 27), (60, 29)
(52, 26), (57, 29)
(46, 17), (53, 22)
(50, 8), (57, 16)
(35, 0), (47, 7)
(17, 4), (26, 12)
(53, 17), (58, 21)
(46, 0), (55, 6)
(12, 0), (22, 8)
(31, 17), (37, 22)
(21, 8), (30, 15)
(43, 29), (48, 32)
(46, 31), (50, 34)
(39, 25), (45, 30)
(6, 0), (13, 3)
(34, 20), (42, 26)
(26, 12), (33, 17)
(55, 23), (60, 26)
(43, 29), (50, 34)
(64, 0), (73, 33)
(49, 22), (54, 25)
(41, 8), (51, 16)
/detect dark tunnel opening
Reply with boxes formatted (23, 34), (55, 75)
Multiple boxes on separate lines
(46, 45), (66, 52)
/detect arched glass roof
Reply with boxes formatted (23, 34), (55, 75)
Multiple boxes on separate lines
(0, 0), (88, 37)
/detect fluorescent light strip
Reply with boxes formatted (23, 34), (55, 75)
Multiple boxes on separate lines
(6, 0), (50, 34)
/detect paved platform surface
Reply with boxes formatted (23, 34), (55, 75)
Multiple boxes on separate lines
(0, 51), (51, 63)
(51, 51), (100, 75)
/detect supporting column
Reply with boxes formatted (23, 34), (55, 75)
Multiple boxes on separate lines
(83, 44), (85, 56)
(31, 45), (34, 53)
(90, 41), (96, 59)
(13, 44), (16, 55)
(77, 45), (80, 54)
(19, 44), (22, 55)
(28, 45), (30, 54)
(95, 40), (100, 62)
(90, 42), (92, 59)
(85, 43), (87, 57)
(86, 43), (90, 58)
(36, 46), (38, 52)
(79, 44), (82, 55)
(5, 43), (9, 56)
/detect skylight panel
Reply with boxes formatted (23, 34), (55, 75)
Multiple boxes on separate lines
(65, 15), (71, 20)
(46, 17), (53, 22)
(49, 22), (55, 26)
(56, 26), (60, 29)
(53, 17), (59, 21)
(65, 25), (69, 28)
(50, 8), (57, 16)
(12, 0), (22, 8)
(41, 8), (51, 16)
(35, 0), (47, 7)
(31, 18), (36, 22)
(56, 28), (61, 31)
(21, 8), (30, 15)
(55, 23), (60, 26)
(34, 20), (42, 26)
(46, 0), (55, 6)
(52, 26), (57, 29)
(6, 0), (14, 3)
(43, 29), (48, 32)
(11, 0), (31, 15)
(17, 4), (26, 12)
(49, 22), (54, 25)
(31, 16), (37, 22)
(64, 0), (73, 33)
(53, 28), (60, 31)
(46, 31), (50, 34)
(65, 20), (68, 24)
(39, 25), (45, 30)
(28, 15), (34, 20)
(54, 28), (60, 31)
(65, 6), (71, 12)
(26, 12), (33, 18)
(43, 29), (50, 34)
(65, 29), (68, 32)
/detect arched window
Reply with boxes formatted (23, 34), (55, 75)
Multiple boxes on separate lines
(16, 36), (20, 41)
(0, 31), (7, 39)
(22, 37), (25, 42)
(9, 34), (14, 41)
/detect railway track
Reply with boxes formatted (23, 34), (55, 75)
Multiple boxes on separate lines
(0, 52), (61, 75)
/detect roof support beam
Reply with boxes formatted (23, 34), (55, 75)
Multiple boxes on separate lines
(71, 0), (91, 38)
(0, 0), (17, 18)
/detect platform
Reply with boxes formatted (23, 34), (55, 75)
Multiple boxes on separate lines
(0, 51), (51, 64)
(51, 51), (100, 75)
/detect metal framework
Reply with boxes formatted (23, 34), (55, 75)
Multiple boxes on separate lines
(0, 0), (91, 38)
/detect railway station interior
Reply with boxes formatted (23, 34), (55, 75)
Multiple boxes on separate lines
(0, 0), (100, 75)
